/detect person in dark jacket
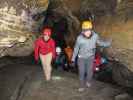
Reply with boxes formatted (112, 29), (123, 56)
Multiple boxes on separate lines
(72, 20), (111, 92)
(55, 47), (68, 71)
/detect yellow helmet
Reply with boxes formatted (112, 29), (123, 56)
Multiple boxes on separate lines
(82, 20), (93, 30)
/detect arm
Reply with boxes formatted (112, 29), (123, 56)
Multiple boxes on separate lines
(96, 35), (111, 47)
(71, 37), (80, 62)
(51, 40), (56, 59)
(34, 40), (40, 62)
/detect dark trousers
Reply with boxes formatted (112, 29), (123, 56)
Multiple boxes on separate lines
(77, 56), (94, 87)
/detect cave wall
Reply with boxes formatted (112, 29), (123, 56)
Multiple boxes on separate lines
(94, 0), (133, 72)
(0, 0), (49, 57)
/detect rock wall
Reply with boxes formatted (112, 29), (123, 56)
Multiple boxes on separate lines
(95, 14), (133, 87)
(94, 0), (133, 70)
(0, 0), (49, 57)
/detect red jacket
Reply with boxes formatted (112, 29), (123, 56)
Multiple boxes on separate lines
(34, 37), (56, 61)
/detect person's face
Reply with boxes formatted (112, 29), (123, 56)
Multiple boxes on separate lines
(83, 30), (92, 38)
(43, 34), (50, 41)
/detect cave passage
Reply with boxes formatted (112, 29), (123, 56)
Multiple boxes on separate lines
(0, 0), (133, 100)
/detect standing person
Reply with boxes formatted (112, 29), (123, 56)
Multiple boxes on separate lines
(71, 20), (111, 92)
(34, 27), (56, 81)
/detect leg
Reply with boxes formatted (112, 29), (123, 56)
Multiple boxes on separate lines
(40, 54), (47, 79)
(77, 58), (86, 88)
(86, 56), (94, 86)
(44, 53), (52, 81)
(40, 53), (52, 81)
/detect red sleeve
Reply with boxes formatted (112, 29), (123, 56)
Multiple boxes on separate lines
(51, 39), (56, 59)
(34, 39), (40, 62)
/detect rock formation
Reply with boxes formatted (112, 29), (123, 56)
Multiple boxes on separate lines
(0, 0), (49, 57)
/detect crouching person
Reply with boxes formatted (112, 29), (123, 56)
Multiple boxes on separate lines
(34, 27), (56, 81)
(55, 47), (68, 71)
(71, 20), (111, 92)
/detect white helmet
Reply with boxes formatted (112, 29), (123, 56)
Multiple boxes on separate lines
(56, 47), (62, 53)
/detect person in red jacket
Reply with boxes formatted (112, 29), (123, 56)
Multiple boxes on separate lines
(34, 27), (56, 81)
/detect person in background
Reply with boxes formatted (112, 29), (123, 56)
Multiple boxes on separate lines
(55, 47), (68, 71)
(64, 46), (73, 66)
(34, 27), (56, 81)
(71, 20), (111, 92)
(64, 46), (78, 72)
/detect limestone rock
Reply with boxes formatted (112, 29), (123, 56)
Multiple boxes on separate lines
(0, 0), (49, 57)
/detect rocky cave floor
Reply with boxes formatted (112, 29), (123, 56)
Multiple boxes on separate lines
(0, 56), (133, 100)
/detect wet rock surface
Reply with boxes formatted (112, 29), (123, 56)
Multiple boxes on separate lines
(0, 60), (132, 100)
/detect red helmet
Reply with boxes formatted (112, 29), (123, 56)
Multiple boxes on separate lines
(43, 28), (52, 36)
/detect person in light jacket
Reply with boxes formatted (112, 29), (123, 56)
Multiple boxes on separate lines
(71, 20), (111, 92)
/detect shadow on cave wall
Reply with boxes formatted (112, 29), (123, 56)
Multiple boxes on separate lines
(42, 9), (68, 49)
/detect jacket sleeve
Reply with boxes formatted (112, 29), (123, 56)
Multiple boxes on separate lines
(51, 40), (56, 59)
(96, 35), (111, 47)
(34, 40), (40, 61)
(71, 37), (80, 62)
